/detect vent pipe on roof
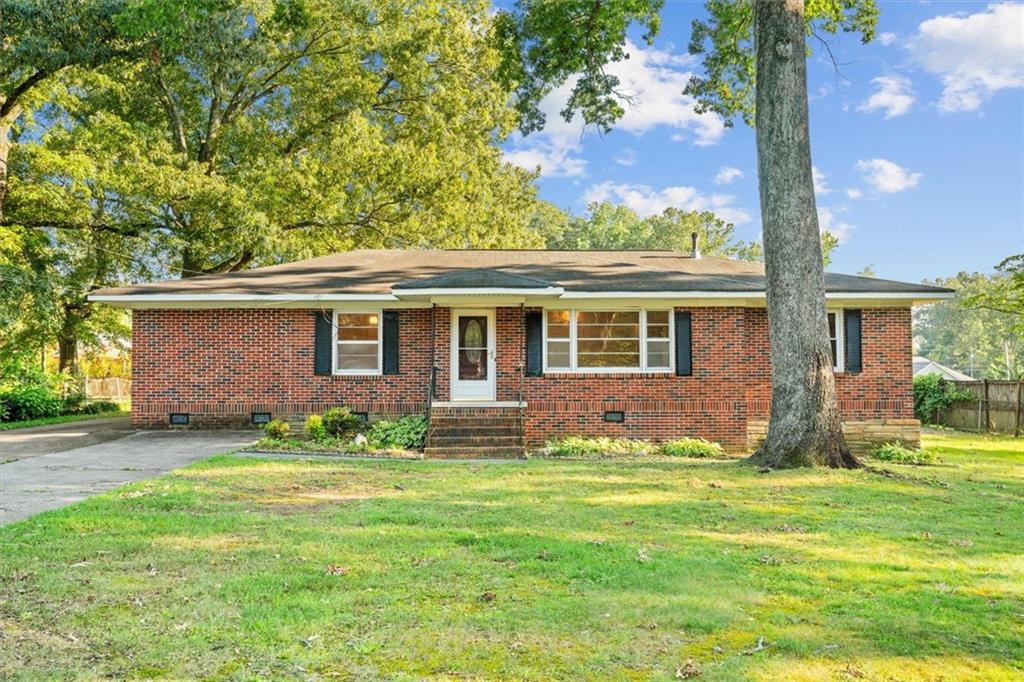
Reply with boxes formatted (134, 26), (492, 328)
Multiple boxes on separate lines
(690, 232), (701, 259)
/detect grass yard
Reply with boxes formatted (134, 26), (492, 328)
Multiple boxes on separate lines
(0, 410), (127, 431)
(1, 431), (1022, 680)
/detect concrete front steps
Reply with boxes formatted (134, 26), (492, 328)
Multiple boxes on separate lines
(424, 407), (525, 459)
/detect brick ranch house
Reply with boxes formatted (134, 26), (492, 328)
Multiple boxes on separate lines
(90, 248), (952, 457)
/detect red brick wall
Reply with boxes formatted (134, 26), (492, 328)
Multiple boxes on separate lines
(131, 308), (431, 428)
(742, 307), (914, 421)
(517, 306), (750, 449)
(131, 305), (914, 447)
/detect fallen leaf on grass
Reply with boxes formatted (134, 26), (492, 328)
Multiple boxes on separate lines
(479, 591), (496, 603)
(742, 636), (770, 655)
(325, 565), (349, 576)
(676, 659), (701, 678)
(838, 663), (865, 679)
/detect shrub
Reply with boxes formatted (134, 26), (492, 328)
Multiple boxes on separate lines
(78, 400), (122, 414)
(542, 436), (652, 458)
(61, 391), (87, 415)
(661, 437), (725, 458)
(263, 419), (290, 440)
(870, 441), (936, 465)
(367, 415), (428, 450)
(912, 374), (974, 424)
(322, 407), (361, 437)
(0, 385), (64, 421)
(304, 414), (328, 441)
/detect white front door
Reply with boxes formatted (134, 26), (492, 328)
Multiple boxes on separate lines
(450, 309), (496, 401)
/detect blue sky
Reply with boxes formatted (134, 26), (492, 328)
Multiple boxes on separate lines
(502, 1), (1024, 283)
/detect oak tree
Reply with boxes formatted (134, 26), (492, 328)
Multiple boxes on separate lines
(497, 0), (878, 467)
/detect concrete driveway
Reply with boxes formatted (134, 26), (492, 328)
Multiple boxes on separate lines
(0, 419), (256, 525)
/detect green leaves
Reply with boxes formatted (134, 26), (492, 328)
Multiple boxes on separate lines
(495, 0), (664, 134)
(686, 0), (879, 127)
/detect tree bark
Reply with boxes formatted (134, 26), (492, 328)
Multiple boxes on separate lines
(747, 0), (858, 469)
(0, 120), (11, 223)
(57, 324), (79, 375)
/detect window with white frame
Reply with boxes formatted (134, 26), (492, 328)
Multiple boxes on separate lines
(544, 309), (672, 372)
(827, 310), (843, 371)
(334, 312), (381, 373)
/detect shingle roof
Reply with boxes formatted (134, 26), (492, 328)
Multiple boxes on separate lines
(90, 249), (953, 297)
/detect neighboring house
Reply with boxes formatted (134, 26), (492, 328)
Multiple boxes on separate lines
(912, 356), (974, 381)
(89, 248), (953, 456)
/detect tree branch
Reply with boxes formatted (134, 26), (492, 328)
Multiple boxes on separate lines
(1, 69), (50, 120)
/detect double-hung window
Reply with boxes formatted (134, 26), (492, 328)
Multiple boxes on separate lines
(827, 310), (844, 371)
(544, 309), (672, 372)
(334, 312), (381, 374)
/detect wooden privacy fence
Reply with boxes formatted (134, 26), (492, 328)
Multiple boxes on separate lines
(84, 377), (131, 401)
(939, 380), (1023, 436)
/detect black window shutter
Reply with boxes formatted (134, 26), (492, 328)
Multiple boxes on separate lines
(844, 309), (862, 373)
(314, 311), (333, 375)
(383, 310), (400, 375)
(675, 311), (692, 376)
(525, 311), (543, 377)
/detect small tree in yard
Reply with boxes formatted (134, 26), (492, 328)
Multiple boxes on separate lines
(497, 0), (877, 468)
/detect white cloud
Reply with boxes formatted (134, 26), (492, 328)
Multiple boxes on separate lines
(845, 188), (863, 200)
(504, 40), (726, 177)
(878, 32), (898, 46)
(908, 3), (1024, 112)
(503, 136), (587, 178)
(714, 166), (744, 185)
(583, 181), (751, 225)
(858, 75), (915, 118)
(812, 166), (832, 195)
(818, 207), (854, 243)
(856, 158), (922, 193)
(614, 149), (637, 167)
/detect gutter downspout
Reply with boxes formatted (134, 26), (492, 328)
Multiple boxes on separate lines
(518, 303), (526, 455)
(426, 303), (437, 451)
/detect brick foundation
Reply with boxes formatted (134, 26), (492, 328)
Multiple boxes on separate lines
(746, 418), (922, 455)
(131, 305), (918, 453)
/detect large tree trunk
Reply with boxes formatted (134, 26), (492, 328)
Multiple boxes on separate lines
(0, 120), (12, 223)
(748, 0), (859, 469)
(57, 327), (79, 375)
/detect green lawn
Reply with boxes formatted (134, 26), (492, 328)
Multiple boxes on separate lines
(0, 410), (127, 431)
(1, 432), (1021, 680)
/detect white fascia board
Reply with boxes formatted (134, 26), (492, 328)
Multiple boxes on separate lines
(392, 287), (565, 297)
(88, 293), (399, 303)
(559, 291), (953, 303)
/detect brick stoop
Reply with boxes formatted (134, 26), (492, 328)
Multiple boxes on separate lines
(425, 407), (525, 459)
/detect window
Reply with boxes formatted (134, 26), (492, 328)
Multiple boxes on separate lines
(335, 312), (381, 373)
(576, 310), (640, 368)
(545, 310), (571, 369)
(827, 311), (844, 371)
(646, 310), (671, 370)
(543, 309), (672, 372)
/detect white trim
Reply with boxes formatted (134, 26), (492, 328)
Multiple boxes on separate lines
(431, 400), (525, 408)
(332, 310), (383, 376)
(560, 291), (953, 300)
(542, 308), (674, 374)
(450, 309), (496, 401)
(89, 293), (399, 302)
(393, 287), (564, 296)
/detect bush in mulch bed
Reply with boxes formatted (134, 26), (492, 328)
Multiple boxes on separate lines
(243, 412), (427, 459)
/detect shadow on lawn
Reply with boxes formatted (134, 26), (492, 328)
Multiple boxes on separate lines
(2, 449), (1022, 678)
